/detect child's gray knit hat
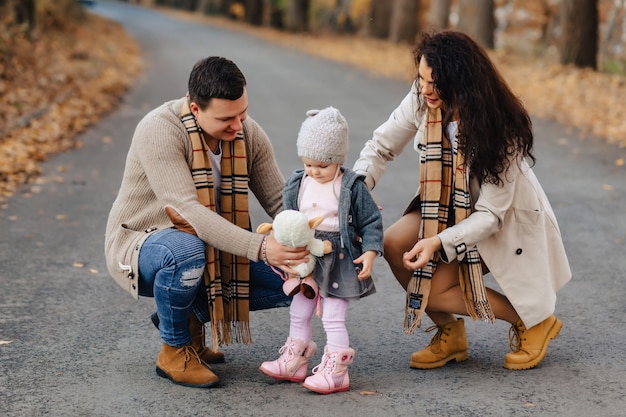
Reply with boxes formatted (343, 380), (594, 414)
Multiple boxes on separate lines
(296, 106), (348, 165)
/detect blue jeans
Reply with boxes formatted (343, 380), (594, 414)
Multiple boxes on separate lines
(138, 228), (291, 347)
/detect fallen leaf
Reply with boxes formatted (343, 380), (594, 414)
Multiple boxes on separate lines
(56, 214), (67, 220)
(102, 136), (112, 143)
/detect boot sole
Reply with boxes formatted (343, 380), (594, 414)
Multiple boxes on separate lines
(156, 366), (219, 388)
(503, 318), (563, 370)
(258, 365), (306, 383)
(409, 351), (469, 369)
(302, 382), (350, 394)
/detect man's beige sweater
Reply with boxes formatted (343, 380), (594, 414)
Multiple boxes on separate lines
(105, 97), (284, 298)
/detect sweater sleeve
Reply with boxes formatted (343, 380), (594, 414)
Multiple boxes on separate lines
(135, 109), (266, 261)
(437, 160), (521, 263)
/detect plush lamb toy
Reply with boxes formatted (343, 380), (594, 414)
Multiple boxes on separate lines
(256, 210), (332, 299)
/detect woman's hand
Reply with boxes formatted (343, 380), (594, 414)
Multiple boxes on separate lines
(402, 236), (442, 270)
(262, 232), (309, 275)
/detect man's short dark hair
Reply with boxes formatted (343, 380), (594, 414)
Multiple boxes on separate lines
(188, 56), (247, 109)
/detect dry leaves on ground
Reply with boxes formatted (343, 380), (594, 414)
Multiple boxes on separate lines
(0, 13), (142, 203)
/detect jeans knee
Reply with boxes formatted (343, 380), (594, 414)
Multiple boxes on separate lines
(180, 265), (204, 287)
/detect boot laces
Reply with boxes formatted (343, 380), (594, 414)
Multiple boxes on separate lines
(508, 322), (526, 352)
(311, 352), (335, 375)
(278, 341), (295, 361)
(181, 345), (204, 366)
(425, 325), (448, 353)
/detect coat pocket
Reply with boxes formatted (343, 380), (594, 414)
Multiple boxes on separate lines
(513, 208), (543, 226)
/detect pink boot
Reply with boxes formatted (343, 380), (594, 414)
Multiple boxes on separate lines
(302, 346), (355, 394)
(259, 337), (317, 382)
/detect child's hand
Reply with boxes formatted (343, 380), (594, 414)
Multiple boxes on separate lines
(354, 250), (377, 280)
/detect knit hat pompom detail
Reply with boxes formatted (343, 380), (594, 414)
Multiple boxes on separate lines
(297, 106), (348, 165)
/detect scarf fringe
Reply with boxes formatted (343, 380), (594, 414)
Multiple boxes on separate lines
(404, 310), (422, 335)
(466, 300), (496, 323)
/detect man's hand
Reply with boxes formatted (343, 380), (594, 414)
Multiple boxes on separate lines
(262, 232), (310, 276)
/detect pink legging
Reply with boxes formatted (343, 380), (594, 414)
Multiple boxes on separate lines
(289, 292), (350, 352)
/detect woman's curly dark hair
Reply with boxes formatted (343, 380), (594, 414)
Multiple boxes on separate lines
(413, 31), (535, 185)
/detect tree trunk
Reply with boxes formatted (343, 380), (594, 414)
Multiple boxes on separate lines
(329, 0), (354, 33)
(285, 0), (309, 32)
(14, 0), (37, 37)
(559, 0), (598, 69)
(368, 0), (392, 39)
(427, 0), (450, 30)
(262, 0), (282, 28)
(195, 0), (211, 14)
(245, 0), (263, 25)
(457, 0), (495, 49)
(218, 0), (235, 15)
(389, 0), (420, 44)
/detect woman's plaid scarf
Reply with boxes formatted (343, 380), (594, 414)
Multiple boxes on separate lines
(180, 98), (251, 348)
(404, 107), (494, 334)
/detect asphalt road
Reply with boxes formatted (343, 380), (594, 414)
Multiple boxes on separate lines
(1, 1), (625, 416)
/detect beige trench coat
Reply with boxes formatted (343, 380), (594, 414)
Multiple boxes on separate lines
(354, 83), (571, 328)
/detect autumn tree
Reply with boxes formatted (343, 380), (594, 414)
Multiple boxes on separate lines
(245, 0), (263, 25)
(457, 0), (495, 48)
(389, 0), (421, 44)
(559, 0), (599, 69)
(261, 0), (283, 28)
(285, 0), (310, 32)
(427, 0), (451, 30)
(368, 0), (392, 38)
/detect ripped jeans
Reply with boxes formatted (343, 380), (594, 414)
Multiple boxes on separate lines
(138, 228), (291, 347)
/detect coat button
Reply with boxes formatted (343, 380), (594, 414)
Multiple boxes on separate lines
(515, 248), (523, 255)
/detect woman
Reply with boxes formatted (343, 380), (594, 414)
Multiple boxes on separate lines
(353, 31), (571, 370)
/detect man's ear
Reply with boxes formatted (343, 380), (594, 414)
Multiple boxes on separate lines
(189, 101), (199, 116)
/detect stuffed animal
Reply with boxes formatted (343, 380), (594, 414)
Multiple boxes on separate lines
(256, 210), (332, 299)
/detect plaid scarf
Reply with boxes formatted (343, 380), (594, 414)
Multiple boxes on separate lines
(180, 98), (251, 348)
(404, 107), (495, 334)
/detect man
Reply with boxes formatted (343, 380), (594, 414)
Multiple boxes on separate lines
(105, 56), (307, 388)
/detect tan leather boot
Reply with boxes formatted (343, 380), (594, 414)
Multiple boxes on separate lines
(410, 318), (468, 369)
(151, 312), (225, 364)
(188, 313), (225, 364)
(504, 314), (562, 370)
(155, 343), (219, 388)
